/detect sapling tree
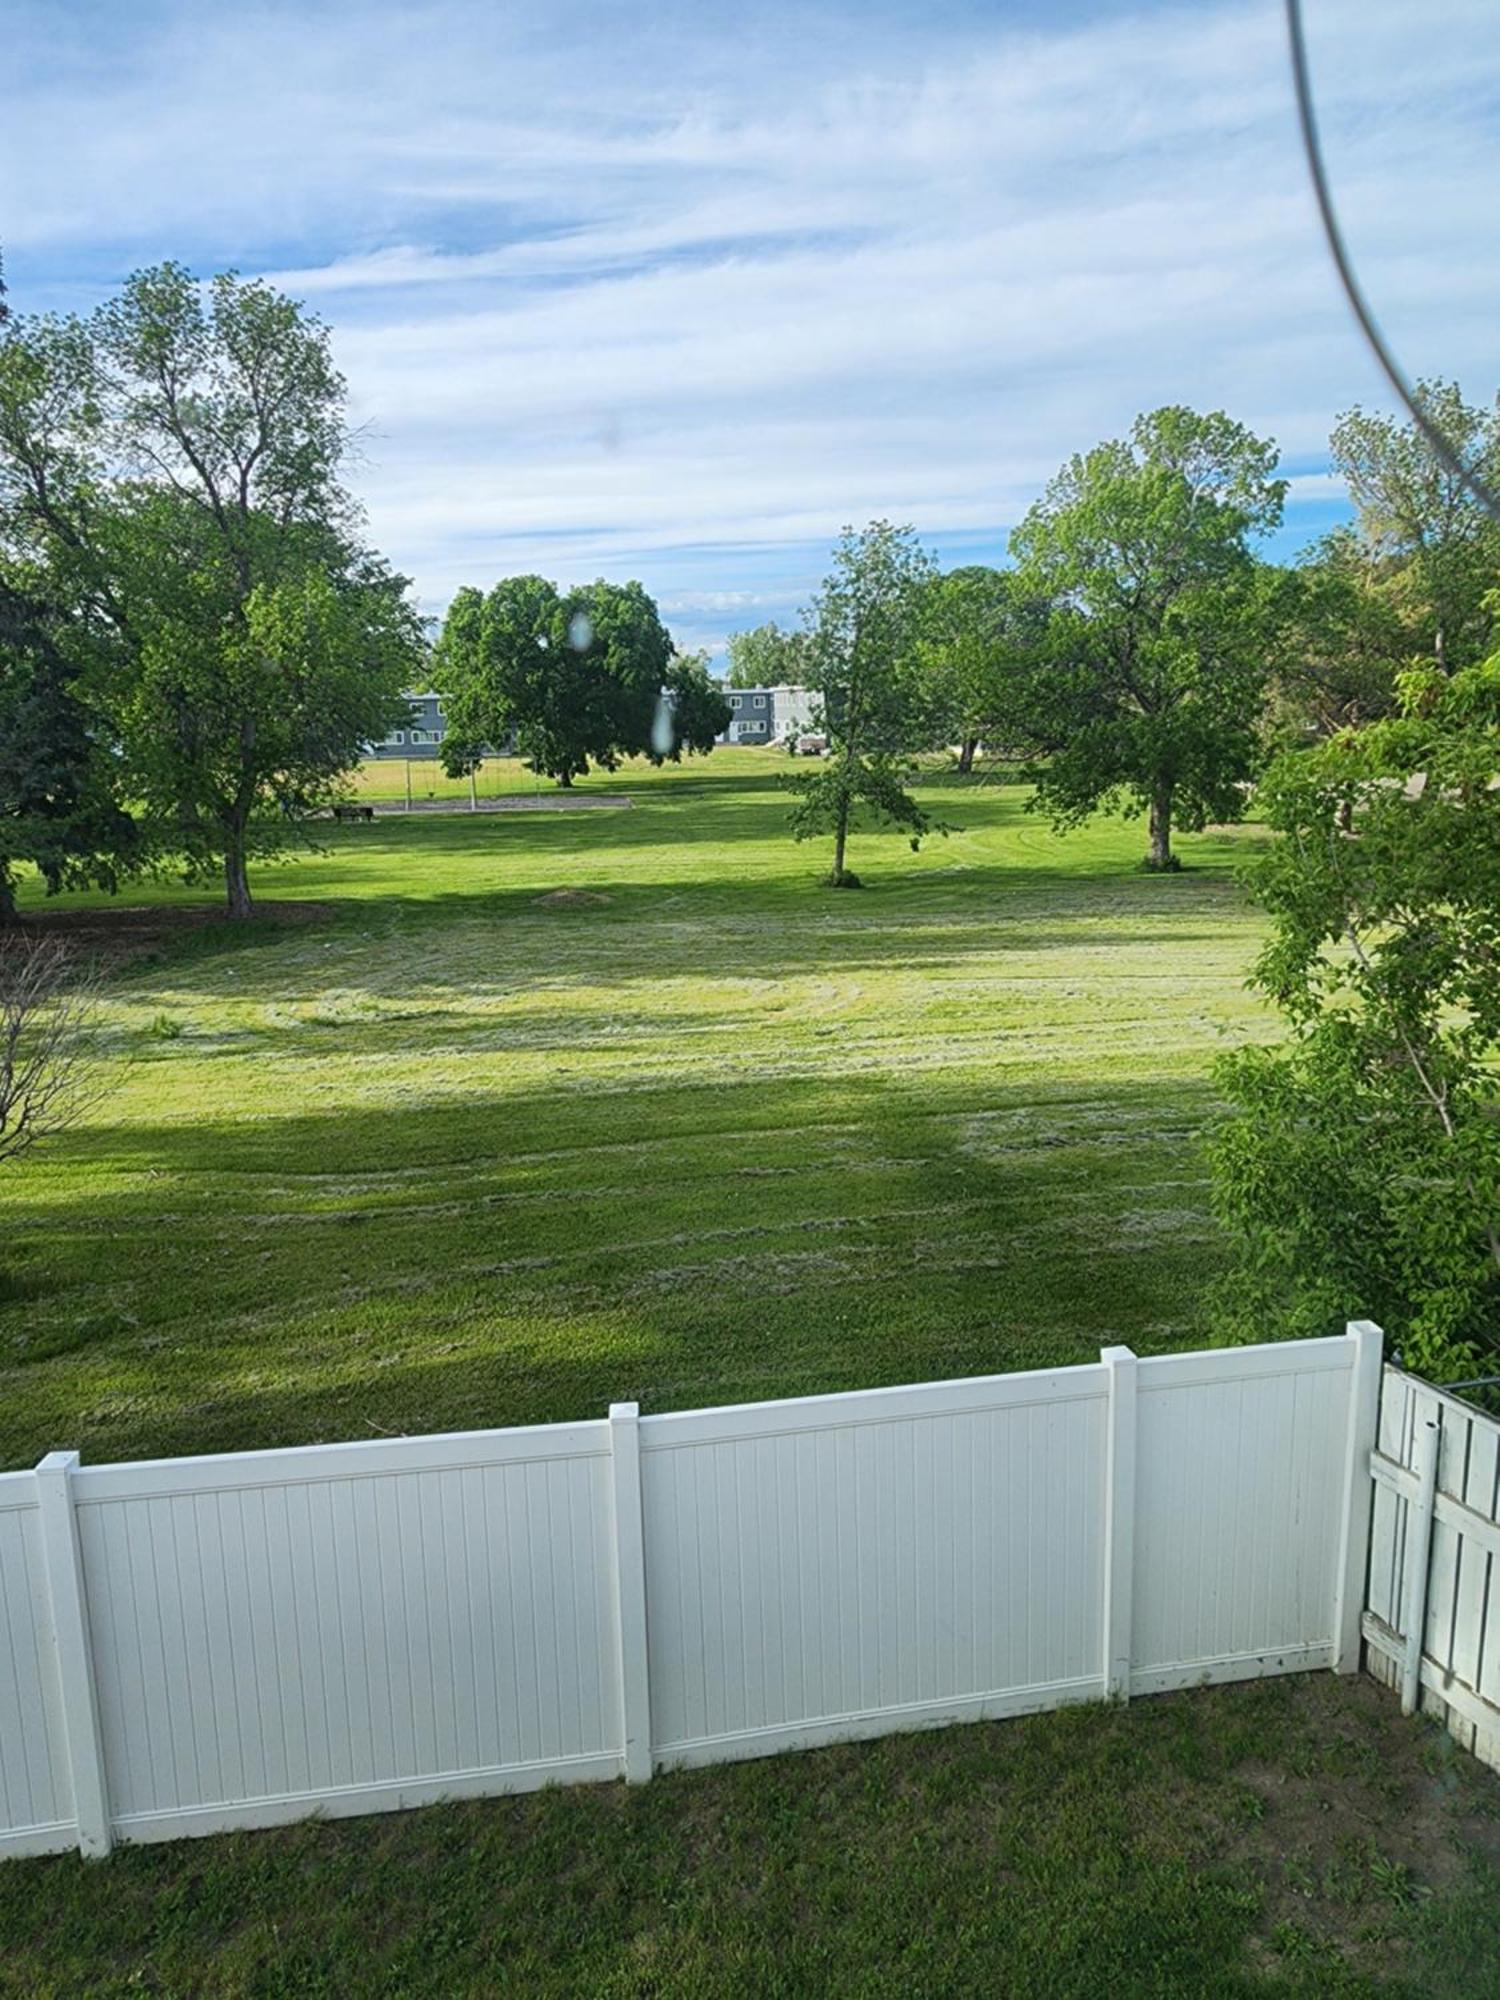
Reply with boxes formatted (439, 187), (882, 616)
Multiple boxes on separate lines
(1209, 647), (1500, 1379)
(0, 934), (101, 1169)
(791, 521), (939, 886)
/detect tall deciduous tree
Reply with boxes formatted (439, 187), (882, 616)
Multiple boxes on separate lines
(921, 565), (1045, 773)
(791, 521), (939, 886)
(435, 574), (675, 786)
(1210, 646), (1500, 1379)
(656, 650), (731, 760)
(725, 621), (808, 689)
(1330, 381), (1500, 676)
(0, 264), (420, 916)
(1011, 407), (1286, 870)
(0, 574), (139, 923)
(1261, 530), (1407, 752)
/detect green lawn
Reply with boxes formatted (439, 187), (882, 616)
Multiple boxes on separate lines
(2, 750), (1270, 1470)
(6, 749), (1498, 1996)
(3, 1676), (1497, 1997)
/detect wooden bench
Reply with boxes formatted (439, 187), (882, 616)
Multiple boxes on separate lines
(332, 804), (376, 823)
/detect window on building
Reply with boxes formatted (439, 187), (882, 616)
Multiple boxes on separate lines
(392, 731), (406, 745)
(754, 695), (765, 707)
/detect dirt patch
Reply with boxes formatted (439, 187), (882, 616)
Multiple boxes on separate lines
(370, 794), (632, 815)
(534, 889), (614, 908)
(2, 901), (336, 967)
(1165, 1673), (1500, 1986)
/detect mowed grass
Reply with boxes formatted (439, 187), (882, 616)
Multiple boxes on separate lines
(1, 750), (1271, 1468)
(2, 1675), (1498, 1997)
(5, 750), (1500, 1995)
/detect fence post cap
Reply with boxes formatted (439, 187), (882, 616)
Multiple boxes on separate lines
(36, 1450), (81, 1475)
(608, 1401), (640, 1423)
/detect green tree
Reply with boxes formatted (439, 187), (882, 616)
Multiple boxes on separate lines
(1210, 648), (1500, 1379)
(921, 564), (1045, 772)
(436, 574), (675, 786)
(791, 521), (939, 887)
(656, 650), (731, 760)
(0, 572), (139, 923)
(1330, 381), (1500, 676)
(1011, 407), (1286, 870)
(1262, 530), (1407, 752)
(0, 264), (419, 916)
(725, 621), (808, 689)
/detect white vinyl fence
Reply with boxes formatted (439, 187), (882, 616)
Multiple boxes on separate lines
(1362, 1365), (1500, 1773)
(0, 1326), (1382, 1859)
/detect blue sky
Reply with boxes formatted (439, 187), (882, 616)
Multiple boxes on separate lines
(4, 0), (1497, 657)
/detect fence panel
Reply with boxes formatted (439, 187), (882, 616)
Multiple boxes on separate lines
(639, 1367), (1109, 1765)
(0, 1329), (1378, 1857)
(1131, 1340), (1356, 1691)
(1363, 1367), (1500, 1773)
(0, 1475), (74, 1857)
(71, 1424), (623, 1845)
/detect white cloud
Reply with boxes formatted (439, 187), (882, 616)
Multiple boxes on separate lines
(6, 0), (1499, 644)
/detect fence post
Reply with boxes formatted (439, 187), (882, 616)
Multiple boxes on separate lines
(607, 1404), (653, 1782)
(1101, 1346), (1137, 1702)
(34, 1451), (112, 1858)
(1400, 1409), (1441, 1716)
(1332, 1320), (1384, 1673)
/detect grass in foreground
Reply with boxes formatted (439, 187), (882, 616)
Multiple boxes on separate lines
(2, 753), (1270, 1468)
(1, 752), (1271, 1468)
(2, 1676), (1497, 1997)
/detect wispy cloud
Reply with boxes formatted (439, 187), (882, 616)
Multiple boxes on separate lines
(6, 0), (1498, 650)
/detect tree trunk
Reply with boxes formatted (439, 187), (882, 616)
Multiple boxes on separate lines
(0, 861), (15, 928)
(1146, 779), (1175, 871)
(557, 770), (573, 789)
(224, 837), (254, 919)
(831, 795), (850, 885)
(957, 735), (978, 775)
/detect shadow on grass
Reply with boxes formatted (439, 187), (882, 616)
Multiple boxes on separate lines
(0, 1070), (1226, 1467)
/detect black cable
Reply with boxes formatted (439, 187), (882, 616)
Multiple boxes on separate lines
(1285, 0), (1500, 519)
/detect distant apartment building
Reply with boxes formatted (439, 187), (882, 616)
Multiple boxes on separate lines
(719, 684), (817, 744)
(369, 692), (448, 759)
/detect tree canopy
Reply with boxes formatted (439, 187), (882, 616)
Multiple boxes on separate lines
(434, 573), (678, 786)
(1330, 381), (1500, 677)
(0, 263), (420, 916)
(920, 564), (1045, 772)
(724, 621), (808, 689)
(1211, 645), (1500, 1379)
(1010, 405), (1286, 869)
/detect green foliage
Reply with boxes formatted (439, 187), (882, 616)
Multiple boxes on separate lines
(1262, 529), (1408, 750)
(435, 573), (675, 786)
(1011, 406), (1286, 869)
(1330, 380), (1500, 675)
(724, 619), (808, 688)
(1210, 649), (1500, 1377)
(793, 520), (940, 883)
(0, 573), (140, 921)
(920, 564), (1047, 770)
(0, 263), (421, 916)
(787, 749), (932, 884)
(656, 649), (731, 761)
